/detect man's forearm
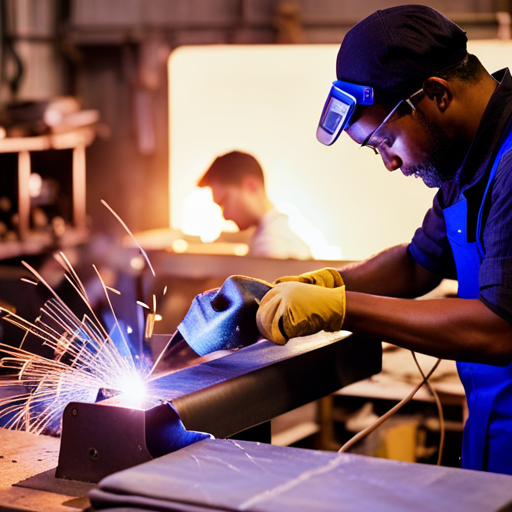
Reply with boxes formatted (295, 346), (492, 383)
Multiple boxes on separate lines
(344, 292), (512, 366)
(339, 243), (442, 298)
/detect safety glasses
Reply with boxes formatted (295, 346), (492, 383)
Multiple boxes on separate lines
(317, 80), (374, 146)
(361, 88), (425, 153)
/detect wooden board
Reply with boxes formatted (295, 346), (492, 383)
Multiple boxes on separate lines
(0, 428), (90, 512)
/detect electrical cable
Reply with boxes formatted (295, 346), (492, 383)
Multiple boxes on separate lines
(338, 355), (442, 455)
(411, 351), (445, 465)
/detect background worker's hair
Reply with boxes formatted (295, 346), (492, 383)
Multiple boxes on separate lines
(198, 151), (265, 187)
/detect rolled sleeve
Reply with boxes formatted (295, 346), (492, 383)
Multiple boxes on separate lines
(480, 257), (512, 323)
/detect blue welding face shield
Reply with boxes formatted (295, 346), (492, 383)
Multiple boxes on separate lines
(316, 80), (374, 146)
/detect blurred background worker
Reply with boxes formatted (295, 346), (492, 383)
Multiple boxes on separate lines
(257, 5), (512, 475)
(198, 150), (312, 259)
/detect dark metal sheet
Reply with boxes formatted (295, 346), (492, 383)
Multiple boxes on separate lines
(150, 331), (373, 401)
(56, 403), (152, 482)
(89, 438), (512, 512)
(14, 467), (95, 497)
(172, 332), (378, 438)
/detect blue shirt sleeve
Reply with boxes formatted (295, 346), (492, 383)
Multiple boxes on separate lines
(408, 188), (457, 280)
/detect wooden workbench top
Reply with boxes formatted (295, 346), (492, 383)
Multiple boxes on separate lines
(0, 428), (89, 512)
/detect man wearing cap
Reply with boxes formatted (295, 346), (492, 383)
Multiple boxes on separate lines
(256, 5), (512, 475)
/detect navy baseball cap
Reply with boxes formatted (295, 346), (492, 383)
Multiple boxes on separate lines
(337, 5), (468, 105)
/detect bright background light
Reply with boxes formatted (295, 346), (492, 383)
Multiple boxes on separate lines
(180, 188), (224, 242)
(168, 42), (512, 260)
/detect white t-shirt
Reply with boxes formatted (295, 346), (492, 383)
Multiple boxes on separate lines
(248, 208), (312, 259)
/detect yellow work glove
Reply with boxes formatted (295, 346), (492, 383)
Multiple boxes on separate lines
(274, 267), (343, 288)
(256, 281), (346, 345)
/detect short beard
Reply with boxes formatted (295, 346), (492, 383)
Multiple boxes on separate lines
(406, 164), (452, 188)
(403, 111), (458, 188)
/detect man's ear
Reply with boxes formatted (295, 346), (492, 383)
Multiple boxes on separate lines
(243, 175), (262, 193)
(423, 77), (453, 112)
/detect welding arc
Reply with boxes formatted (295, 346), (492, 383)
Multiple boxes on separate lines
(338, 356), (442, 456)
(0, 199), (183, 435)
(0, 252), (153, 434)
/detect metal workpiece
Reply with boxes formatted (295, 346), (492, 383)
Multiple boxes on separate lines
(56, 331), (381, 483)
(172, 332), (380, 438)
(178, 275), (273, 356)
(57, 402), (153, 483)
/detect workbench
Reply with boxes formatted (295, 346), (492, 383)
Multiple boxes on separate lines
(0, 330), (380, 509)
(4, 427), (512, 512)
(0, 428), (94, 512)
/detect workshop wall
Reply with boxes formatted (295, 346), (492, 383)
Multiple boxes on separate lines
(2, 0), (511, 244)
(67, 0), (511, 240)
(168, 40), (512, 260)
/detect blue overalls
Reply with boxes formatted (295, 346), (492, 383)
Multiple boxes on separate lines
(444, 127), (512, 474)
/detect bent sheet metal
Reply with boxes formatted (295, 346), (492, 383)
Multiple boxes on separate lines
(57, 331), (381, 482)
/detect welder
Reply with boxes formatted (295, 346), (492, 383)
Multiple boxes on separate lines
(256, 5), (512, 475)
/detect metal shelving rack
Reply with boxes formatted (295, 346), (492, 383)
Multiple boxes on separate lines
(0, 126), (95, 260)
